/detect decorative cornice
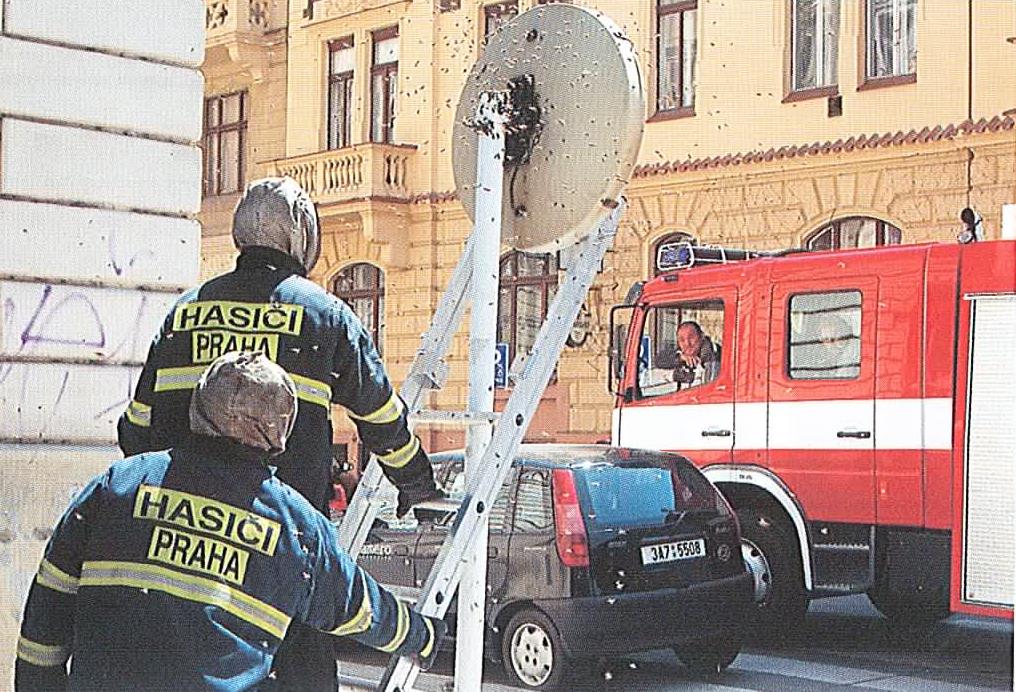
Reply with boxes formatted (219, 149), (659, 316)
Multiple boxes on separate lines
(410, 191), (459, 204)
(633, 115), (1015, 179)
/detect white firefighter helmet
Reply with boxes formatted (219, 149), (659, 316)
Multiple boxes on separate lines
(189, 351), (298, 456)
(232, 177), (321, 272)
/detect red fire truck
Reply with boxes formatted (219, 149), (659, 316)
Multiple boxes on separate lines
(609, 238), (1015, 629)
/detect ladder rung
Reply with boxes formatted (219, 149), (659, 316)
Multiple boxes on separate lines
(409, 409), (500, 426)
(412, 497), (461, 513)
(383, 584), (422, 604)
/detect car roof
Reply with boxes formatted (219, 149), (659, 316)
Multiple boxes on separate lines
(430, 444), (692, 471)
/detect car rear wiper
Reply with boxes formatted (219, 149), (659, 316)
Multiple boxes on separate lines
(663, 508), (714, 526)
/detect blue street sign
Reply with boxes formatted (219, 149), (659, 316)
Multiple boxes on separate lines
(494, 342), (508, 388)
(639, 335), (651, 372)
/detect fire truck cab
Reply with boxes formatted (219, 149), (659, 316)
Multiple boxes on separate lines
(610, 239), (1016, 628)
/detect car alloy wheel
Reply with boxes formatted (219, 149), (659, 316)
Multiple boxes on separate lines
(502, 609), (566, 689)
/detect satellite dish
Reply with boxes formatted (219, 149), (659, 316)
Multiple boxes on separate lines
(452, 4), (645, 253)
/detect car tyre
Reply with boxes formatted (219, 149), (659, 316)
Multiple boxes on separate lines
(674, 633), (742, 675)
(738, 508), (808, 637)
(501, 609), (568, 689)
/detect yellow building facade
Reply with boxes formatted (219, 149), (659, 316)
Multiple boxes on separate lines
(199, 0), (1015, 466)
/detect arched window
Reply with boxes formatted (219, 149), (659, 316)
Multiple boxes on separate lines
(331, 262), (385, 356)
(804, 216), (902, 251)
(498, 251), (558, 374)
(650, 232), (697, 359)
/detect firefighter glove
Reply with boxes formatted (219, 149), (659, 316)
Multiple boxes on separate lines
(414, 616), (448, 672)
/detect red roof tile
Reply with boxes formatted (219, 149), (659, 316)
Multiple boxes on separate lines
(633, 116), (1015, 179)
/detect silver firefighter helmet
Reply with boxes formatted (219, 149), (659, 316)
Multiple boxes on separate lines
(189, 351), (298, 456)
(232, 176), (321, 272)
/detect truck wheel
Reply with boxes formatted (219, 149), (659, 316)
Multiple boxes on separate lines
(501, 609), (568, 689)
(674, 633), (742, 675)
(867, 590), (949, 627)
(738, 509), (808, 635)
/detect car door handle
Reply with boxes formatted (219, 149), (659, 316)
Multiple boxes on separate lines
(836, 429), (872, 439)
(488, 546), (499, 558)
(701, 428), (732, 437)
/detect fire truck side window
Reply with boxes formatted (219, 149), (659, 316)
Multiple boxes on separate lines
(637, 300), (724, 398)
(788, 291), (862, 379)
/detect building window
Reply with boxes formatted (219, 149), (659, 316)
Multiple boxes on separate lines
(484, 2), (518, 43)
(202, 91), (247, 196)
(866, 0), (916, 80)
(328, 38), (355, 150)
(787, 291), (861, 379)
(331, 263), (386, 356)
(371, 27), (399, 144)
(657, 0), (697, 114)
(498, 251), (558, 375)
(804, 216), (902, 251)
(792, 0), (840, 92)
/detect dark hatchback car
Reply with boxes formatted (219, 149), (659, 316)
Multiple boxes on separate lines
(354, 445), (753, 689)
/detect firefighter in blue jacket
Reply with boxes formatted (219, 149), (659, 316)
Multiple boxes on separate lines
(116, 177), (442, 690)
(16, 352), (445, 691)
(119, 176), (440, 517)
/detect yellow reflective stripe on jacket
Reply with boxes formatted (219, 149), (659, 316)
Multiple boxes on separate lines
(378, 599), (410, 652)
(329, 573), (373, 637)
(152, 366), (331, 410)
(419, 616), (435, 659)
(153, 366), (207, 393)
(289, 374), (332, 409)
(37, 559), (79, 595)
(16, 636), (70, 668)
(377, 437), (420, 469)
(126, 399), (152, 427)
(348, 393), (402, 425)
(80, 561), (291, 640)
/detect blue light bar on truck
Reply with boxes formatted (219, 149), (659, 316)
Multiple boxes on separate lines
(656, 241), (793, 272)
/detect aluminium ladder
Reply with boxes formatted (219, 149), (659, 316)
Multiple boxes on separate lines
(336, 89), (626, 692)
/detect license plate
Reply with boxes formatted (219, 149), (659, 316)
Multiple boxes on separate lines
(640, 538), (706, 565)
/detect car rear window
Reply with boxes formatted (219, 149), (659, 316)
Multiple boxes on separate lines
(574, 458), (725, 529)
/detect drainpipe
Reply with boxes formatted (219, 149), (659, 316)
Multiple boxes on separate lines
(965, 0), (974, 214)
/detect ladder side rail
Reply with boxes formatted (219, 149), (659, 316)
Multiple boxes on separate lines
(337, 238), (476, 558)
(377, 201), (625, 692)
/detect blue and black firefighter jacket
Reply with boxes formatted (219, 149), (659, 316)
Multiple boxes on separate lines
(118, 248), (430, 511)
(15, 437), (437, 691)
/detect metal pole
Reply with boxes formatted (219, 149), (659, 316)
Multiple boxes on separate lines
(455, 96), (505, 692)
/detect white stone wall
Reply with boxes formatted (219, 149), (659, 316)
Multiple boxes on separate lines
(0, 1), (204, 684)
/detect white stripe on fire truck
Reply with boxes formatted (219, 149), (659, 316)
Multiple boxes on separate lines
(614, 398), (953, 451)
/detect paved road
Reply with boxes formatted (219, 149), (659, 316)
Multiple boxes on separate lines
(335, 595), (1013, 691)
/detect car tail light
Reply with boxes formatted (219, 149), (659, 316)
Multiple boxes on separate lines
(552, 469), (589, 568)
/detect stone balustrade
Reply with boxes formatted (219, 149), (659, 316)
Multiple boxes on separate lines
(271, 143), (417, 204)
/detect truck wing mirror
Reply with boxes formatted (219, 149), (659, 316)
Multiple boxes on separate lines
(608, 304), (636, 396)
